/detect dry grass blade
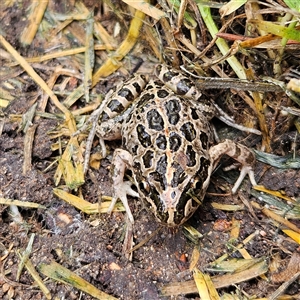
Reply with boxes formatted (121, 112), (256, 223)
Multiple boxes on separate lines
(53, 188), (125, 214)
(122, 0), (165, 19)
(282, 229), (300, 244)
(0, 198), (46, 209)
(211, 231), (259, 265)
(161, 259), (268, 296)
(19, 257), (51, 299)
(62, 4), (146, 109)
(177, 0), (188, 29)
(16, 234), (51, 299)
(220, 0), (247, 17)
(189, 247), (201, 271)
(287, 78), (300, 93)
(193, 268), (220, 300)
(129, 226), (162, 253)
(23, 124), (37, 175)
(8, 45), (115, 66)
(54, 136), (85, 190)
(245, 68), (270, 151)
(211, 202), (244, 211)
(92, 5), (147, 82)
(38, 260), (118, 300)
(207, 258), (264, 273)
(16, 234), (35, 281)
(254, 185), (297, 202)
(0, 86), (14, 101)
(20, 0), (49, 45)
(84, 11), (95, 103)
(0, 99), (10, 108)
(251, 202), (300, 234)
(0, 35), (75, 127)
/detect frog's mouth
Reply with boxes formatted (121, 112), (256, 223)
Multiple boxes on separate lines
(160, 185), (203, 226)
(141, 180), (199, 226)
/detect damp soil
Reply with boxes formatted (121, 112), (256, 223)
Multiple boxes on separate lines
(1, 1), (300, 300)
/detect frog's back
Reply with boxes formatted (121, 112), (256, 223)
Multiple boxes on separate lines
(121, 81), (214, 225)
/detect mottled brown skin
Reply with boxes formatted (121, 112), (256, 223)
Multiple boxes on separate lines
(97, 65), (256, 226)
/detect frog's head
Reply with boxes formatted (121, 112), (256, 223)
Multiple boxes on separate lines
(137, 153), (212, 227)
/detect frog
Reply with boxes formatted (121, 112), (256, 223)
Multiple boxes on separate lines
(94, 64), (257, 227)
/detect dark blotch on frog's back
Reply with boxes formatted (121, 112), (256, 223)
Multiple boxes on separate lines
(164, 99), (181, 125)
(180, 122), (196, 142)
(200, 132), (209, 149)
(162, 69), (178, 83)
(186, 145), (196, 167)
(195, 156), (210, 190)
(156, 134), (167, 150)
(136, 124), (152, 148)
(147, 109), (164, 131)
(157, 88), (169, 98)
(136, 92), (155, 109)
(171, 161), (186, 188)
(142, 150), (154, 168)
(169, 132), (182, 151)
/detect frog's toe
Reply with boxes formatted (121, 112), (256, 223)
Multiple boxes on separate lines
(231, 165), (257, 194)
(107, 181), (139, 224)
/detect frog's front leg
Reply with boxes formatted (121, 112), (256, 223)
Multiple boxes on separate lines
(107, 148), (139, 224)
(209, 139), (257, 193)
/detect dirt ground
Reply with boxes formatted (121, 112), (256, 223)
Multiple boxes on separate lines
(1, 1), (300, 300)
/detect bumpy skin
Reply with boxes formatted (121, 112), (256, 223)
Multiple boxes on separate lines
(99, 65), (257, 226)
(122, 80), (214, 225)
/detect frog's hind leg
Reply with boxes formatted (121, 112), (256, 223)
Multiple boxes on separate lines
(209, 139), (257, 193)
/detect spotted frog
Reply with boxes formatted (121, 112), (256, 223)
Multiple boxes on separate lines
(96, 65), (257, 226)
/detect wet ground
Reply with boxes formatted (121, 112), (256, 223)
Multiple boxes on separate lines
(1, 1), (300, 299)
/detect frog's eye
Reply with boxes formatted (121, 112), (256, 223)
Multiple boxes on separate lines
(139, 180), (150, 194)
(192, 177), (203, 193)
(178, 173), (187, 185)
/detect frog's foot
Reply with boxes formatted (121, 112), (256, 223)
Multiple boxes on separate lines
(231, 165), (256, 193)
(209, 139), (257, 193)
(107, 181), (139, 224)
